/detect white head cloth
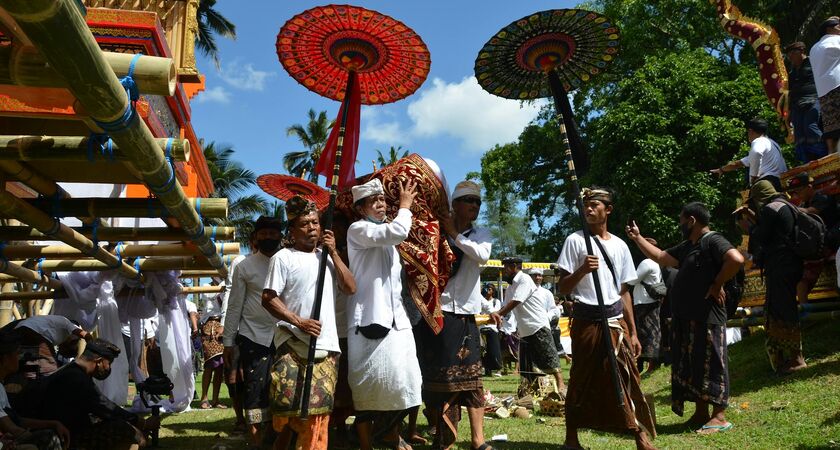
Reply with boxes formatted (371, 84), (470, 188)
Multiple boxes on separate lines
(526, 267), (543, 276)
(352, 178), (384, 203)
(451, 180), (481, 201)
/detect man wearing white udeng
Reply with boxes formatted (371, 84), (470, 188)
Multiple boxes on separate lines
(347, 178), (422, 450)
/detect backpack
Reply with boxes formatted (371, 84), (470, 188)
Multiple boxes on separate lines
(699, 232), (745, 319)
(774, 199), (826, 260)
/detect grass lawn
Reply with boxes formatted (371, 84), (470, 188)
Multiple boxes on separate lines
(158, 321), (840, 449)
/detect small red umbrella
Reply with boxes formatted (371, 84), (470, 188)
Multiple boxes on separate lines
(257, 174), (330, 211)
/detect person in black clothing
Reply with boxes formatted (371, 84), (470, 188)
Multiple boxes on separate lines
(739, 181), (807, 375)
(628, 202), (744, 435)
(786, 41), (828, 162)
(787, 172), (839, 304)
(26, 339), (160, 449)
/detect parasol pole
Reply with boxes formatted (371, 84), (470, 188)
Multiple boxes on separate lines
(298, 69), (356, 420)
(546, 69), (624, 407)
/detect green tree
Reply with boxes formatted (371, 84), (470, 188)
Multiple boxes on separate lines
(203, 141), (269, 247)
(375, 146), (409, 168)
(480, 190), (532, 259)
(195, 0), (236, 69)
(284, 109), (333, 182)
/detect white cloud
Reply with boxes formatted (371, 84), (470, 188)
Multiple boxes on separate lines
(197, 86), (231, 104)
(219, 62), (273, 91)
(361, 108), (406, 145)
(406, 76), (543, 153)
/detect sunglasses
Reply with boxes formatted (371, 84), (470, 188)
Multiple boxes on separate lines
(457, 197), (482, 206)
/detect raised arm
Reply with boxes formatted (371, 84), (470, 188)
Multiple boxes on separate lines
(625, 221), (679, 267)
(349, 209), (412, 247)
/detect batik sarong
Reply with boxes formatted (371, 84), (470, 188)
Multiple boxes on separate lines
(238, 335), (273, 425)
(519, 327), (562, 382)
(820, 86), (840, 139)
(201, 317), (224, 366)
(633, 302), (661, 362)
(670, 319), (729, 416)
(764, 261), (804, 373)
(269, 344), (337, 417)
(565, 317), (656, 437)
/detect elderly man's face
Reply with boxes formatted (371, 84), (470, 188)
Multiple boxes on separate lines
(362, 194), (387, 221)
(453, 195), (481, 222)
(290, 211), (321, 251)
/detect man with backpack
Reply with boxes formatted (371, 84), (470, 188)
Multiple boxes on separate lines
(627, 202), (744, 435)
(739, 180), (809, 375)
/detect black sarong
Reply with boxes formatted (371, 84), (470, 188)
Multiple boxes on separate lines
(670, 319), (729, 416)
(633, 302), (661, 362)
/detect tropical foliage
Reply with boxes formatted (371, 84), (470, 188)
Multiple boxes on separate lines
(284, 109), (333, 182)
(375, 146), (409, 168)
(203, 141), (268, 247)
(194, 0), (236, 68)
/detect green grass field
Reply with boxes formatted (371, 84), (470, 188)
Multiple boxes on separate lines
(159, 321), (840, 449)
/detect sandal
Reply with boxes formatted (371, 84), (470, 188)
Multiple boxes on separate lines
(382, 436), (412, 450)
(199, 401), (212, 409)
(212, 402), (228, 409)
(472, 443), (494, 450)
(408, 434), (428, 445)
(696, 422), (733, 434)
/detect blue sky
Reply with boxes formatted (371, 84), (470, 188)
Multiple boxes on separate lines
(190, 0), (578, 199)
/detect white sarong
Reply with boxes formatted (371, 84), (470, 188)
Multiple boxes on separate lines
(348, 327), (422, 411)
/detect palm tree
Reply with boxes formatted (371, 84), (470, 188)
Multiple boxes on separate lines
(284, 109), (333, 183)
(375, 145), (409, 168)
(203, 141), (268, 247)
(195, 0), (236, 69)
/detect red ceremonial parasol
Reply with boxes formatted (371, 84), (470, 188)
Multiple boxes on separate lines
(277, 4), (431, 188)
(275, 4), (430, 419)
(474, 9), (626, 406)
(256, 174), (330, 211)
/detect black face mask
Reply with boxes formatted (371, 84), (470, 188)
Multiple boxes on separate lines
(93, 362), (112, 380)
(680, 222), (692, 240)
(256, 239), (280, 254)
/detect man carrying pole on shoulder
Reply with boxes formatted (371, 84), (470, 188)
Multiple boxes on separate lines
(554, 186), (656, 450)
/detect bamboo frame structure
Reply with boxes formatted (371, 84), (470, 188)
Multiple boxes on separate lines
(0, 136), (190, 162)
(20, 197), (227, 219)
(0, 225), (235, 242)
(25, 255), (233, 272)
(0, 259), (63, 289)
(0, 0), (228, 277)
(0, 45), (176, 96)
(180, 270), (225, 278)
(0, 290), (62, 301)
(182, 285), (224, 294)
(0, 242), (239, 259)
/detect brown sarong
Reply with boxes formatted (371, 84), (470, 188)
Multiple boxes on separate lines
(565, 317), (656, 438)
(269, 344), (338, 418)
(201, 317), (224, 364)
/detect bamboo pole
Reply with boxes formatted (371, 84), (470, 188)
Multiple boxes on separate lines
(0, 259), (63, 289)
(734, 301), (840, 318)
(28, 255), (234, 272)
(727, 309), (840, 328)
(180, 270), (223, 278)
(0, 190), (140, 279)
(0, 136), (190, 162)
(0, 284), (15, 326)
(182, 285), (224, 294)
(0, 290), (65, 301)
(0, 45), (176, 96)
(1, 0), (228, 278)
(0, 225), (235, 242)
(0, 242), (239, 259)
(21, 197), (228, 219)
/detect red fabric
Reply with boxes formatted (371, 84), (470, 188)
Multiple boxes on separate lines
(336, 154), (454, 334)
(315, 74), (361, 190)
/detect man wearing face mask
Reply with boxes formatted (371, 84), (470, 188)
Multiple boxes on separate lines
(222, 216), (283, 447)
(627, 202), (744, 435)
(29, 338), (160, 449)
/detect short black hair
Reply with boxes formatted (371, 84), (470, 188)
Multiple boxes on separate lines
(746, 118), (768, 135)
(681, 202), (710, 226)
(81, 338), (121, 361)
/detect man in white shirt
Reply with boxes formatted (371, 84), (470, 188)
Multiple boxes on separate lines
(413, 180), (494, 450)
(712, 118), (787, 191)
(527, 268), (567, 361)
(491, 259), (565, 398)
(261, 196), (356, 450)
(15, 315), (91, 378)
(627, 251), (664, 375)
(554, 186), (655, 450)
(346, 178), (423, 450)
(811, 16), (840, 152)
(222, 216), (282, 446)
(479, 284), (502, 376)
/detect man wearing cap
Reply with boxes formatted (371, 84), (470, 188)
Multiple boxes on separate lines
(262, 196), (356, 450)
(222, 216), (283, 447)
(552, 186), (656, 450)
(414, 180), (494, 450)
(711, 118), (787, 191)
(26, 338), (159, 449)
(811, 16), (840, 152)
(739, 181), (806, 374)
(346, 178), (423, 450)
(490, 259), (565, 400)
(786, 41), (828, 162)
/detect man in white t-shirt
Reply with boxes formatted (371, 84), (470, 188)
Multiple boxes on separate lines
(490, 258), (565, 396)
(15, 315), (91, 378)
(712, 118), (787, 191)
(627, 250), (664, 375)
(261, 196), (355, 450)
(811, 16), (840, 152)
(554, 186), (656, 450)
(527, 268), (566, 360)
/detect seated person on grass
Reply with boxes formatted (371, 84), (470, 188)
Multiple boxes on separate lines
(0, 328), (68, 450)
(25, 338), (160, 450)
